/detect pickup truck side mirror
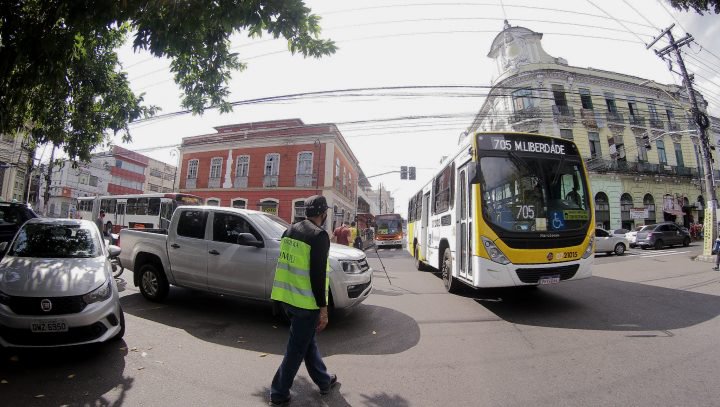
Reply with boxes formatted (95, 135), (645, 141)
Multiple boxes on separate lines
(237, 233), (263, 248)
(107, 245), (121, 258)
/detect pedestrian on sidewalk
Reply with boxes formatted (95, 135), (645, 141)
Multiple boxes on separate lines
(714, 235), (720, 271)
(270, 195), (338, 405)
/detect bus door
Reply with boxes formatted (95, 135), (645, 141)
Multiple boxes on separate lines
(456, 164), (472, 280)
(420, 192), (430, 260)
(115, 201), (126, 229)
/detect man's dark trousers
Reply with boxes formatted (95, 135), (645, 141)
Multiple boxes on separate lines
(270, 303), (332, 402)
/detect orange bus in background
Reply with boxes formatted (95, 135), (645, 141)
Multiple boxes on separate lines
(374, 213), (404, 248)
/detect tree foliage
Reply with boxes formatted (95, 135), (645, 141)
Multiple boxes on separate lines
(668, 0), (720, 14)
(0, 1), (336, 161)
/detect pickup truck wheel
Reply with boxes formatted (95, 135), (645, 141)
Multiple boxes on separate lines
(138, 264), (169, 302)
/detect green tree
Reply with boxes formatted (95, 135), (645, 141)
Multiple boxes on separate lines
(668, 0), (720, 14)
(0, 1), (336, 161)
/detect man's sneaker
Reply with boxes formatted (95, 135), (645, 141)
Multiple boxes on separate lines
(270, 396), (291, 406)
(713, 267), (719, 271)
(319, 374), (338, 395)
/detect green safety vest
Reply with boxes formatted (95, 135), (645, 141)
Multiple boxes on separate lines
(271, 237), (329, 310)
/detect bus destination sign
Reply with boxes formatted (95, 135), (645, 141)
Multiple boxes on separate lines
(477, 134), (571, 155)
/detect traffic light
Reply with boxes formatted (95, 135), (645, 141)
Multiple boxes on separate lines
(408, 166), (416, 180)
(400, 166), (408, 180)
(642, 134), (652, 150)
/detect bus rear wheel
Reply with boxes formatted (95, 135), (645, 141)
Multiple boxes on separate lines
(441, 248), (460, 294)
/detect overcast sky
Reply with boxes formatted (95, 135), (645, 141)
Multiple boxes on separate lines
(80, 0), (720, 216)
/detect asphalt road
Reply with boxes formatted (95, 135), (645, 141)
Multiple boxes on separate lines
(2, 245), (720, 406)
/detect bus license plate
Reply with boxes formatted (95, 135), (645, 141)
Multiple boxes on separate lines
(539, 275), (561, 285)
(31, 320), (68, 333)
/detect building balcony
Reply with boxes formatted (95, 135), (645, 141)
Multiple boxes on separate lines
(667, 121), (682, 132)
(580, 108), (598, 129)
(295, 174), (314, 187)
(629, 115), (646, 127)
(649, 118), (664, 129)
(263, 175), (278, 188)
(509, 107), (542, 123)
(208, 177), (221, 188)
(552, 105), (575, 117)
(234, 176), (248, 188)
(186, 178), (197, 189)
(606, 111), (624, 124)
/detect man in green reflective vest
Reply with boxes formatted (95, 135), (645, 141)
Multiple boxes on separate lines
(270, 195), (338, 405)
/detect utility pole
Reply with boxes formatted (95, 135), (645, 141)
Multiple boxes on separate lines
(43, 144), (56, 216)
(378, 182), (382, 215)
(647, 24), (716, 259)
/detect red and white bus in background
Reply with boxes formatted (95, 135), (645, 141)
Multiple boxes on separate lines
(76, 193), (203, 233)
(374, 213), (405, 248)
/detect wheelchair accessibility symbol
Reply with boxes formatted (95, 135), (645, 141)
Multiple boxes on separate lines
(549, 211), (565, 230)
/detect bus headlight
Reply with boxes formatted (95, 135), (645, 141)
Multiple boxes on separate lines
(582, 233), (595, 259)
(481, 236), (510, 265)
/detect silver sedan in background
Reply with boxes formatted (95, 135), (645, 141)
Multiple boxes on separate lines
(0, 219), (124, 347)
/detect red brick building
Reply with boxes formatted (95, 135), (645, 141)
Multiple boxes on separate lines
(178, 119), (360, 231)
(106, 145), (147, 195)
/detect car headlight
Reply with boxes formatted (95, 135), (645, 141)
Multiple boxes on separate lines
(582, 233), (595, 259)
(0, 289), (10, 305)
(340, 260), (364, 274)
(481, 236), (510, 265)
(83, 280), (112, 304)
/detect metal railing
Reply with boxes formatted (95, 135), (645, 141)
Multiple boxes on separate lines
(649, 118), (664, 129)
(667, 121), (682, 132)
(629, 115), (646, 127)
(295, 174), (314, 187)
(263, 175), (279, 187)
(509, 107), (542, 123)
(208, 177), (221, 188)
(234, 176), (248, 188)
(552, 105), (575, 117)
(185, 178), (197, 189)
(606, 111), (624, 123)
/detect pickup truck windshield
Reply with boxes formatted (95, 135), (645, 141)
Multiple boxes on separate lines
(251, 213), (290, 240)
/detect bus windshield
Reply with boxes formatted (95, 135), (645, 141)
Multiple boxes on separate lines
(477, 137), (591, 233)
(375, 215), (403, 235)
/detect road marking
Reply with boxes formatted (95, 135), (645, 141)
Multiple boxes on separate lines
(390, 248), (397, 251)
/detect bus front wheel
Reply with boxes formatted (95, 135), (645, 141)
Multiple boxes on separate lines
(441, 248), (460, 294)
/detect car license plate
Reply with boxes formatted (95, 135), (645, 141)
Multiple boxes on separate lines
(538, 275), (561, 285)
(31, 320), (68, 333)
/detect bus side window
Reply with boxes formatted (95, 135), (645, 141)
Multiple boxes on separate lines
(148, 198), (161, 216)
(126, 198), (137, 215)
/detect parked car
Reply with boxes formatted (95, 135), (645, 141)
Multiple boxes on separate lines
(610, 228), (629, 238)
(0, 219), (125, 347)
(595, 228), (628, 255)
(626, 225), (645, 248)
(635, 222), (691, 250)
(0, 201), (38, 248)
(118, 206), (373, 310)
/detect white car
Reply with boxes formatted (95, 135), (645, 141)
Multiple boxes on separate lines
(610, 228), (629, 238)
(0, 219), (125, 347)
(595, 228), (629, 255)
(626, 225), (645, 248)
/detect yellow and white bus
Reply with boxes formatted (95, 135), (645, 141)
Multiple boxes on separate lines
(407, 131), (594, 292)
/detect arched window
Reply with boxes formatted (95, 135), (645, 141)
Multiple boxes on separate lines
(595, 192), (610, 229)
(264, 154), (280, 187)
(187, 159), (199, 179)
(259, 198), (279, 216)
(296, 152), (313, 187)
(643, 194), (656, 225)
(292, 199), (307, 223)
(620, 193), (634, 230)
(231, 198), (247, 209)
(235, 155), (249, 188)
(206, 198), (220, 206)
(209, 157), (222, 188)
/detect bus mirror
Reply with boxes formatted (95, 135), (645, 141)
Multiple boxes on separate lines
(467, 163), (480, 184)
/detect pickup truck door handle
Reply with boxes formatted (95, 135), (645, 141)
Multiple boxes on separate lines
(209, 249), (220, 255)
(170, 243), (180, 249)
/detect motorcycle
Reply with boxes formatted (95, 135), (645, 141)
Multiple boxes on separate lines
(108, 233), (124, 278)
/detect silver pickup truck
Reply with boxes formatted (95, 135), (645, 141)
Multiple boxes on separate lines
(118, 206), (373, 310)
